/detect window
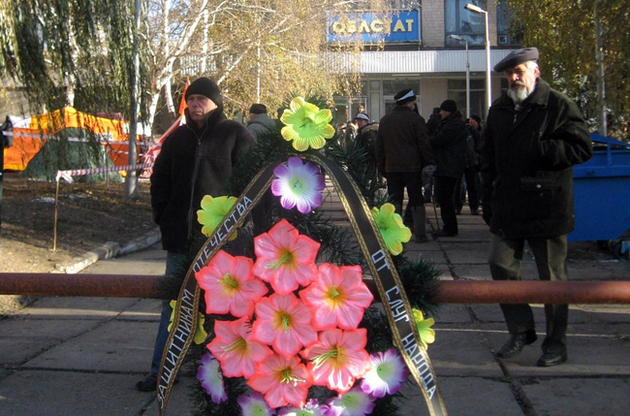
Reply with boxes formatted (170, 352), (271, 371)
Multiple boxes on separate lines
(447, 79), (486, 118)
(496, 0), (522, 46)
(445, 0), (487, 46)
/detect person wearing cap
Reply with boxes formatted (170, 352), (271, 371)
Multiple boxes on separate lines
(246, 103), (276, 139)
(480, 47), (592, 367)
(353, 112), (379, 172)
(376, 88), (433, 242)
(429, 99), (467, 237)
(139, 77), (255, 391)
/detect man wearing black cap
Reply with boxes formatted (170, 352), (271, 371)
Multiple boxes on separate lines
(247, 103), (276, 139)
(376, 89), (433, 242)
(138, 77), (254, 391)
(480, 47), (592, 367)
(429, 99), (467, 237)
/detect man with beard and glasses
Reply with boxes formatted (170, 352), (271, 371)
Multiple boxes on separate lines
(480, 47), (592, 367)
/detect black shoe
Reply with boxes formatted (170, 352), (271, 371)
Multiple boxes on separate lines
(432, 230), (457, 238)
(537, 351), (567, 367)
(496, 331), (537, 359)
(136, 373), (158, 392)
(470, 209), (479, 215)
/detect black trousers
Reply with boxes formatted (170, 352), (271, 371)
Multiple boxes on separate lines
(454, 166), (480, 211)
(435, 176), (458, 234)
(386, 172), (424, 214)
(489, 234), (569, 354)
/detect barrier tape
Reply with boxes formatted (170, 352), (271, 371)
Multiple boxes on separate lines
(55, 163), (153, 183)
(3, 130), (159, 147)
(158, 152), (447, 416)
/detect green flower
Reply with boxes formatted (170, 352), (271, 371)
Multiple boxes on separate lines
(167, 300), (208, 345)
(197, 195), (238, 241)
(371, 203), (411, 256)
(280, 97), (335, 151)
(412, 308), (436, 350)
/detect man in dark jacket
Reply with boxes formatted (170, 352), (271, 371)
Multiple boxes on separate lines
(430, 99), (467, 237)
(353, 112), (378, 172)
(137, 77), (254, 391)
(455, 115), (483, 215)
(480, 48), (592, 367)
(376, 89), (433, 242)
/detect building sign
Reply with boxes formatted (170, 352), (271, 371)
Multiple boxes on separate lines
(328, 10), (420, 43)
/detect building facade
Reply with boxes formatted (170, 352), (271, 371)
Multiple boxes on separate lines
(331, 0), (520, 124)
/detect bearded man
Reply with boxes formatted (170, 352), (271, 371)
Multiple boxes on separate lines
(480, 47), (592, 367)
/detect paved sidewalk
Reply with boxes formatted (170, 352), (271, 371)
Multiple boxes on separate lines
(1, 206), (629, 415)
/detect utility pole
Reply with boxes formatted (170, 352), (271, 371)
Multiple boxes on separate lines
(594, 1), (607, 136)
(125, 0), (141, 200)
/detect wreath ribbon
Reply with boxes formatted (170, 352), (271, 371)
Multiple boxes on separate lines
(158, 152), (447, 416)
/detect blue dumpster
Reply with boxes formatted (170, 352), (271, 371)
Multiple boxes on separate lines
(570, 134), (630, 253)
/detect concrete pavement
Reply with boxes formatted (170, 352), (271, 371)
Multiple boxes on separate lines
(1, 207), (629, 416)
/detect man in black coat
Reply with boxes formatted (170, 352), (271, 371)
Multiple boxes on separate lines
(480, 47), (592, 367)
(353, 112), (378, 172)
(137, 77), (254, 391)
(376, 89), (433, 242)
(429, 99), (467, 237)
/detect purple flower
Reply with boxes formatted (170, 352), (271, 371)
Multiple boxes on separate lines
(238, 392), (276, 416)
(278, 399), (329, 416)
(271, 157), (325, 214)
(196, 353), (227, 404)
(327, 387), (375, 416)
(360, 349), (408, 398)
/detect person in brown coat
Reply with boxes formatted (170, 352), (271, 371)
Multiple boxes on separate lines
(376, 89), (433, 242)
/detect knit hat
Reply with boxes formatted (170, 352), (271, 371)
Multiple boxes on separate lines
(494, 47), (539, 72)
(394, 88), (416, 105)
(185, 77), (223, 107)
(440, 99), (457, 113)
(249, 103), (267, 114)
(470, 114), (481, 124)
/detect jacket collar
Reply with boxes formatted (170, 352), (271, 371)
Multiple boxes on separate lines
(185, 107), (226, 135)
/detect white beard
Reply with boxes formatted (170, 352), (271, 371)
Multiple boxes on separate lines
(508, 82), (534, 105)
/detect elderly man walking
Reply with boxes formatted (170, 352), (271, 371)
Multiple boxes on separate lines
(480, 48), (592, 367)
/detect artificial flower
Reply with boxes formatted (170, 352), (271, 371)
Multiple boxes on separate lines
(196, 353), (227, 404)
(300, 328), (371, 394)
(271, 157), (325, 214)
(371, 203), (411, 256)
(251, 292), (317, 359)
(327, 387), (376, 416)
(280, 97), (335, 151)
(167, 299), (207, 344)
(360, 349), (408, 398)
(207, 316), (273, 378)
(197, 195), (238, 241)
(412, 308), (436, 349)
(300, 263), (373, 330)
(195, 250), (268, 318)
(253, 219), (320, 295)
(278, 399), (329, 416)
(247, 353), (313, 409)
(237, 392), (276, 416)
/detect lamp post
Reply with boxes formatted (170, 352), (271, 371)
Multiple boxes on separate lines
(450, 34), (470, 119)
(465, 3), (491, 117)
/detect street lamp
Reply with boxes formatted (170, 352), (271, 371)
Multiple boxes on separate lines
(450, 34), (470, 119)
(465, 3), (492, 117)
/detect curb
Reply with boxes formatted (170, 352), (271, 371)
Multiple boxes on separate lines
(54, 227), (162, 274)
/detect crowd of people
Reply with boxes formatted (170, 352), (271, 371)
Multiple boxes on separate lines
(135, 46), (593, 392)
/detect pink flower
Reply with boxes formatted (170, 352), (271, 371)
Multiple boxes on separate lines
(207, 317), (273, 378)
(300, 263), (373, 330)
(251, 292), (317, 359)
(195, 250), (268, 318)
(300, 328), (371, 394)
(253, 219), (320, 295)
(247, 353), (313, 409)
